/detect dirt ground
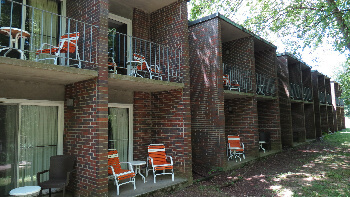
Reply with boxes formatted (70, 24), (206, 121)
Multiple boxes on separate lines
(167, 133), (350, 197)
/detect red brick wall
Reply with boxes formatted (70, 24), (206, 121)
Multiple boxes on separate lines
(225, 97), (259, 156)
(320, 105), (328, 133)
(277, 56), (293, 147)
(65, 0), (108, 196)
(327, 106), (335, 132)
(132, 1), (192, 177)
(311, 72), (322, 138)
(189, 17), (226, 171)
(257, 99), (281, 149)
(304, 103), (316, 139)
(291, 103), (306, 142)
(255, 50), (276, 78)
(222, 37), (256, 93)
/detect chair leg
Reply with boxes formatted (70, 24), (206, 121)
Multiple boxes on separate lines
(49, 188), (52, 197)
(172, 169), (174, 181)
(133, 177), (136, 190)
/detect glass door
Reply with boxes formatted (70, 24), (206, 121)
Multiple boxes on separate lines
(108, 104), (133, 166)
(0, 102), (61, 196)
(0, 104), (18, 195)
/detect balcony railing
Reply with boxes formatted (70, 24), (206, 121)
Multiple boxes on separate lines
(223, 64), (253, 93)
(303, 87), (312, 101)
(290, 83), (302, 100)
(319, 91), (326, 104)
(326, 94), (332, 104)
(256, 73), (276, 96)
(0, 1), (99, 67)
(108, 30), (182, 83)
(339, 98), (344, 106)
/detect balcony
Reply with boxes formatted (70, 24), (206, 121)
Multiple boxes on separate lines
(319, 91), (326, 104)
(326, 94), (332, 105)
(223, 64), (253, 93)
(108, 30), (183, 83)
(303, 87), (312, 101)
(256, 73), (276, 96)
(289, 83), (302, 100)
(0, 1), (98, 68)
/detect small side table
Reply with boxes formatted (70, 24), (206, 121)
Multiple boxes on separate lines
(259, 141), (266, 153)
(9, 186), (41, 196)
(129, 161), (146, 183)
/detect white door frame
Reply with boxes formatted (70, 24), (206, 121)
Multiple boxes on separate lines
(108, 103), (134, 162)
(108, 13), (133, 62)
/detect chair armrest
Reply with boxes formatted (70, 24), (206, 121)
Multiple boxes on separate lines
(39, 43), (56, 50)
(119, 162), (134, 172)
(65, 169), (76, 185)
(166, 155), (173, 165)
(241, 142), (244, 150)
(148, 156), (154, 167)
(37, 170), (49, 185)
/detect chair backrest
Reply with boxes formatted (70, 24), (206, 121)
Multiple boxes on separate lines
(228, 135), (242, 148)
(59, 32), (80, 53)
(223, 75), (231, 86)
(108, 150), (122, 175)
(148, 144), (167, 165)
(49, 155), (75, 181)
(259, 132), (270, 142)
(133, 53), (148, 71)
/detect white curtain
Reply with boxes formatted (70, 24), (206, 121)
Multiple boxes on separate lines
(28, 0), (59, 62)
(109, 108), (129, 168)
(0, 105), (17, 195)
(18, 105), (58, 186)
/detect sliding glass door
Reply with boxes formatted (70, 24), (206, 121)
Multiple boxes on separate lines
(0, 101), (62, 196)
(108, 104), (133, 167)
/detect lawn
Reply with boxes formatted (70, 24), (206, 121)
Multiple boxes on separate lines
(169, 130), (350, 197)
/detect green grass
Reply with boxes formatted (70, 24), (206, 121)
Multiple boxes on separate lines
(291, 130), (350, 197)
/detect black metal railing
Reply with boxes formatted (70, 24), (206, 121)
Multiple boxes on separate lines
(0, 0), (99, 67)
(303, 87), (312, 101)
(108, 30), (182, 82)
(223, 64), (253, 92)
(256, 73), (276, 96)
(290, 83), (302, 100)
(326, 94), (332, 104)
(319, 91), (326, 104)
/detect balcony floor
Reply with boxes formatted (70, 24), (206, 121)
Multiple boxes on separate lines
(44, 174), (187, 197)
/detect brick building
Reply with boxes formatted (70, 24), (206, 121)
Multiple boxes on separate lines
(188, 13), (281, 173)
(331, 81), (346, 130)
(0, 0), (191, 196)
(277, 53), (316, 147)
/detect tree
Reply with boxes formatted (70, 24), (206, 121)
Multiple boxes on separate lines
(189, 0), (350, 108)
(189, 0), (350, 54)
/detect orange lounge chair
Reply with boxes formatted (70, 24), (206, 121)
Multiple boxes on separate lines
(146, 144), (174, 183)
(227, 135), (245, 162)
(108, 150), (136, 195)
(132, 53), (162, 80)
(36, 32), (80, 68)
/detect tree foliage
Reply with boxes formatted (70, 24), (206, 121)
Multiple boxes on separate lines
(189, 0), (350, 109)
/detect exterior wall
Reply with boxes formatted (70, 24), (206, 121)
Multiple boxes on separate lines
(291, 103), (306, 142)
(304, 103), (316, 139)
(225, 97), (259, 156)
(327, 105), (335, 132)
(189, 17), (226, 171)
(132, 1), (192, 177)
(277, 56), (293, 147)
(222, 37), (256, 93)
(65, 1), (109, 196)
(311, 72), (321, 138)
(320, 105), (328, 133)
(257, 99), (281, 150)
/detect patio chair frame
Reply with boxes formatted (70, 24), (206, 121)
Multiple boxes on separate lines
(227, 135), (245, 162)
(146, 144), (174, 183)
(108, 149), (136, 195)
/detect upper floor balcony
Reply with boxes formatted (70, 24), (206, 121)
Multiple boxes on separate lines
(223, 64), (253, 95)
(319, 91), (326, 104)
(0, 1), (184, 91)
(108, 30), (183, 83)
(303, 86), (313, 102)
(289, 83), (303, 101)
(256, 72), (276, 97)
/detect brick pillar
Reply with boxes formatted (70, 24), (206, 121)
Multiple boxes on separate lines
(64, 0), (108, 196)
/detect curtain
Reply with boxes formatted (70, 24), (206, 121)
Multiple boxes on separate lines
(109, 108), (129, 168)
(0, 105), (17, 195)
(28, 0), (59, 62)
(18, 105), (58, 187)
